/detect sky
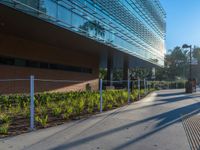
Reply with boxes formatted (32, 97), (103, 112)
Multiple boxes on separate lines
(160, 0), (200, 51)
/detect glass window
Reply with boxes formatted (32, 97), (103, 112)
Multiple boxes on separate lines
(71, 12), (84, 31)
(58, 4), (71, 26)
(40, 62), (49, 69)
(39, 0), (57, 20)
(26, 60), (40, 68)
(15, 59), (26, 66)
(1, 0), (15, 7)
(15, 0), (39, 16)
(0, 57), (14, 65)
(0, 55), (92, 74)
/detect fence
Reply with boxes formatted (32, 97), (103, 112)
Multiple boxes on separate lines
(0, 76), (175, 137)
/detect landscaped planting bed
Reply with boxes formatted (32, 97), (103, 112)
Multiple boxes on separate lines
(0, 89), (154, 137)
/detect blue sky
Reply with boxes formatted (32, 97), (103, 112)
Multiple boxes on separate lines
(160, 0), (200, 51)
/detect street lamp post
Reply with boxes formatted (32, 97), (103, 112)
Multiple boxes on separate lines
(182, 44), (192, 80)
(182, 44), (193, 93)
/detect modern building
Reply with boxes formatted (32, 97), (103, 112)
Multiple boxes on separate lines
(0, 0), (166, 93)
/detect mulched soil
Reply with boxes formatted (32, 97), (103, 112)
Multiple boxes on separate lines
(0, 111), (99, 138)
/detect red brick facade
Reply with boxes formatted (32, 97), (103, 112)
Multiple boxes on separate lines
(0, 33), (99, 94)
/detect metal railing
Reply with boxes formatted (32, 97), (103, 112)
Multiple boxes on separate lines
(0, 75), (155, 135)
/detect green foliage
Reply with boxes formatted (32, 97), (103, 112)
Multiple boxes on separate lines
(99, 68), (107, 79)
(157, 46), (189, 80)
(79, 20), (105, 37)
(21, 101), (30, 118)
(0, 88), (155, 133)
(52, 106), (62, 117)
(0, 113), (10, 124)
(0, 113), (10, 135)
(35, 115), (48, 128)
(133, 90), (139, 100)
(102, 90), (135, 110)
(62, 106), (73, 119)
(8, 104), (21, 115)
(0, 94), (30, 109)
(113, 70), (123, 81)
(0, 123), (9, 134)
(149, 80), (186, 89)
(70, 97), (84, 115)
(193, 47), (200, 64)
(36, 105), (47, 116)
(140, 89), (145, 96)
(129, 68), (152, 79)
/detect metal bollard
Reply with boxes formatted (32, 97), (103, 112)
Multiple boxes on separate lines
(138, 78), (140, 100)
(144, 79), (146, 94)
(146, 80), (148, 93)
(99, 79), (103, 113)
(128, 79), (130, 104)
(30, 75), (35, 130)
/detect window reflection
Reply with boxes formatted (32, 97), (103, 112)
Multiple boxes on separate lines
(0, 0), (165, 66)
(79, 20), (105, 38)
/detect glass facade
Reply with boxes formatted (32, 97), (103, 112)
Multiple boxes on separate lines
(0, 0), (166, 66)
(0, 55), (93, 73)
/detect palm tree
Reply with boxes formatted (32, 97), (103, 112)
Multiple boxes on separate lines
(79, 20), (105, 38)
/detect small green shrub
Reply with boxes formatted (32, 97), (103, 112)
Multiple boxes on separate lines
(61, 112), (69, 119)
(140, 89), (145, 96)
(52, 107), (62, 117)
(78, 98), (85, 113)
(0, 88), (155, 134)
(8, 104), (21, 116)
(86, 99), (92, 111)
(107, 103), (113, 109)
(35, 115), (48, 128)
(0, 113), (10, 124)
(21, 102), (29, 118)
(36, 106), (47, 116)
(0, 123), (9, 134)
(70, 97), (84, 115)
(62, 106), (73, 119)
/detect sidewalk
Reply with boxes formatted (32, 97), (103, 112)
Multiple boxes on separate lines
(1, 90), (197, 150)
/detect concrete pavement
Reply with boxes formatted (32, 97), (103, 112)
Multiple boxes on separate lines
(1, 89), (200, 150)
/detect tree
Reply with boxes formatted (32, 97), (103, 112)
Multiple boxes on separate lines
(129, 68), (152, 79)
(79, 20), (105, 38)
(192, 47), (200, 64)
(156, 46), (189, 81)
(99, 68), (107, 79)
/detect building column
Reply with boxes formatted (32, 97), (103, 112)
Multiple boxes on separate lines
(152, 67), (156, 80)
(123, 55), (129, 80)
(107, 52), (113, 86)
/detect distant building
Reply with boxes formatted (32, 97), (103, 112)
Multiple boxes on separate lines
(0, 0), (166, 93)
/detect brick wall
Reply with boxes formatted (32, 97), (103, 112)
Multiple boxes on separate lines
(0, 33), (100, 94)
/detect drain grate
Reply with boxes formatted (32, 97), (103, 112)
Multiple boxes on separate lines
(182, 114), (200, 150)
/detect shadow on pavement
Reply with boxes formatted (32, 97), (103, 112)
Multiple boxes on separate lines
(111, 93), (200, 115)
(49, 91), (200, 150)
(157, 91), (185, 97)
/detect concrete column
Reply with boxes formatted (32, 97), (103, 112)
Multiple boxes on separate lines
(152, 67), (156, 80)
(123, 55), (129, 80)
(107, 52), (113, 86)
